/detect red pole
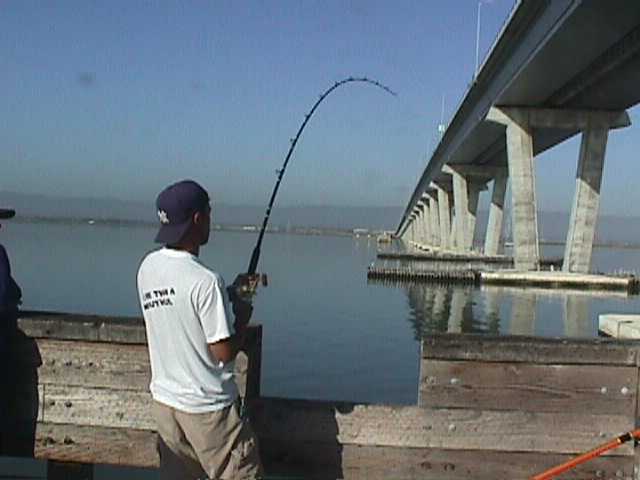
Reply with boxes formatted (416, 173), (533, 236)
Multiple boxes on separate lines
(531, 429), (640, 480)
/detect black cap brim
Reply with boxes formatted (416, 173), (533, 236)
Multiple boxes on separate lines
(154, 219), (192, 244)
(0, 209), (16, 219)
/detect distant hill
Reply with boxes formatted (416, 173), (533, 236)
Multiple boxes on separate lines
(2, 191), (639, 242)
(0, 191), (403, 231)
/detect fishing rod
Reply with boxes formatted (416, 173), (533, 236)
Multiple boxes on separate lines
(234, 76), (396, 298)
(530, 427), (640, 480)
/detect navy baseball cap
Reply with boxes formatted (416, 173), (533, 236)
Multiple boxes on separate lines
(154, 180), (210, 244)
(0, 208), (15, 219)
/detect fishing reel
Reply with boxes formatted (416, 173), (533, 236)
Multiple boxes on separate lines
(229, 273), (268, 304)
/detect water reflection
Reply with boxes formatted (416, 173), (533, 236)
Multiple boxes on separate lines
(563, 296), (591, 337)
(406, 284), (492, 339)
(395, 280), (600, 339)
(510, 292), (536, 335)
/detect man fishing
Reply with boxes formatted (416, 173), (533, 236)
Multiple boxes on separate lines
(0, 207), (22, 455)
(137, 180), (262, 479)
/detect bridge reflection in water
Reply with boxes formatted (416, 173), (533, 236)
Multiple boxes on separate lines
(396, 281), (597, 340)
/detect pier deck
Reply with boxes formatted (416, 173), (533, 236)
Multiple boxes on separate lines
(5, 311), (640, 479)
(599, 314), (640, 339)
(377, 249), (564, 268)
(481, 270), (640, 293)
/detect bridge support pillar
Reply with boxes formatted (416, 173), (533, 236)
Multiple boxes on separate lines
(426, 192), (440, 248)
(466, 182), (482, 251)
(562, 127), (608, 273)
(488, 106), (630, 271)
(434, 185), (452, 250)
(450, 212), (458, 250)
(418, 200), (430, 248)
(487, 107), (540, 270)
(451, 170), (470, 253)
(401, 225), (409, 243)
(447, 167), (485, 253)
(485, 173), (508, 256)
(413, 208), (423, 248)
(413, 206), (423, 248)
(409, 219), (416, 244)
(423, 197), (433, 247)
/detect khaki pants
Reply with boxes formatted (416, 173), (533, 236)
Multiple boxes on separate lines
(153, 400), (262, 480)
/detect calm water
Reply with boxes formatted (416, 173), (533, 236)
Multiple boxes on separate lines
(4, 221), (640, 405)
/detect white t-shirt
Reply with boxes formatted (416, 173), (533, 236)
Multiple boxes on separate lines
(137, 247), (238, 413)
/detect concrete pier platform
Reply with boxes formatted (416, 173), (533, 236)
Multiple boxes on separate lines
(368, 267), (639, 294)
(378, 251), (511, 263)
(378, 250), (563, 268)
(480, 271), (639, 293)
(599, 314), (640, 338)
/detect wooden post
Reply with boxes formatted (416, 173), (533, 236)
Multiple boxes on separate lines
(244, 325), (262, 402)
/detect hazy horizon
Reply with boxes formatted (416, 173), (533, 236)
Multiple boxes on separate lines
(5, 190), (640, 244)
(6, 189), (640, 218)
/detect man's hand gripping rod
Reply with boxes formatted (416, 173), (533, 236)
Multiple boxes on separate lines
(230, 77), (396, 303)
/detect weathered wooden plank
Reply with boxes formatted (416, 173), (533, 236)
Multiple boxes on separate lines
(18, 312), (263, 347)
(34, 423), (635, 479)
(422, 333), (640, 365)
(39, 338), (257, 432)
(18, 312), (146, 344)
(35, 423), (159, 468)
(262, 443), (636, 480)
(39, 392), (634, 455)
(37, 339), (151, 391)
(250, 397), (634, 455)
(41, 385), (155, 430)
(30, 328), (261, 396)
(420, 360), (638, 414)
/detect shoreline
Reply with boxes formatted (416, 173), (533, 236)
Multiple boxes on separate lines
(10, 214), (385, 239)
(11, 215), (640, 250)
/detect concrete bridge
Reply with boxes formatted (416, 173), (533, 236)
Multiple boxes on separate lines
(397, 0), (640, 273)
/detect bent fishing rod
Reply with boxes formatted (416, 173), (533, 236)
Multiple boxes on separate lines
(530, 427), (640, 479)
(234, 77), (396, 297)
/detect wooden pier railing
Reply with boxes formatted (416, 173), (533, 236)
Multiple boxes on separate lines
(6, 311), (640, 479)
(420, 334), (639, 479)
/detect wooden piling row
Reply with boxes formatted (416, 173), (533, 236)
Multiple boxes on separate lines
(368, 266), (640, 293)
(367, 267), (479, 285)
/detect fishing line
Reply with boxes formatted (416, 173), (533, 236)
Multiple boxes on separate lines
(246, 76), (396, 278)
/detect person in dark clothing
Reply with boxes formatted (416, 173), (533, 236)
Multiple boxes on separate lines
(0, 207), (26, 456)
(0, 209), (22, 343)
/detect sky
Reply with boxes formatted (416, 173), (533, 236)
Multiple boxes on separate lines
(1, 1), (639, 215)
